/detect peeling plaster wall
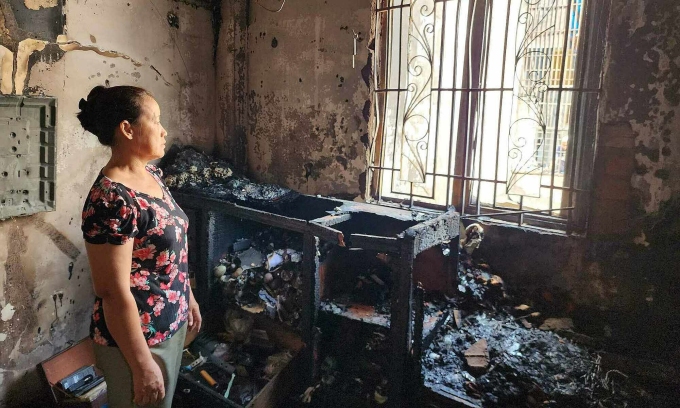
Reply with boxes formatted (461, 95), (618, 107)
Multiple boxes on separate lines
(597, 0), (680, 218)
(0, 0), (215, 405)
(242, 0), (371, 197)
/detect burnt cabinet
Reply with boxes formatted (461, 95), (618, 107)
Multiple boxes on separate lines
(174, 192), (459, 407)
(308, 206), (460, 406)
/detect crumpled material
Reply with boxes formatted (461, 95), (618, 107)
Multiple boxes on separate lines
(161, 145), (299, 207)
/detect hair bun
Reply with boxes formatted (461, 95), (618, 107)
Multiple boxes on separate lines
(78, 98), (88, 111)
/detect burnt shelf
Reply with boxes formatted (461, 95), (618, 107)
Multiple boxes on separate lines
(320, 300), (391, 328)
(319, 299), (449, 338)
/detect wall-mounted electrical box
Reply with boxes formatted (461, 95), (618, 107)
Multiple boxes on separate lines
(0, 97), (57, 220)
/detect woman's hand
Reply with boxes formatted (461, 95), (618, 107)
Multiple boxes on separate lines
(132, 359), (165, 406)
(188, 294), (202, 332)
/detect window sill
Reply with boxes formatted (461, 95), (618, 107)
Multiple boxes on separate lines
(367, 197), (587, 238)
(465, 216), (587, 239)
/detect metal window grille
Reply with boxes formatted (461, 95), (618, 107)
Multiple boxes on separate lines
(369, 0), (609, 231)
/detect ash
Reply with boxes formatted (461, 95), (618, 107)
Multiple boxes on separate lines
(161, 146), (299, 207)
(423, 251), (659, 407)
(423, 311), (594, 407)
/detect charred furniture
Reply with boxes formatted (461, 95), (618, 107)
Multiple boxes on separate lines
(175, 192), (459, 407)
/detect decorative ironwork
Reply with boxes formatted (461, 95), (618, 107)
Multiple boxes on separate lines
(371, 0), (601, 230)
(506, 0), (557, 197)
(400, 0), (435, 183)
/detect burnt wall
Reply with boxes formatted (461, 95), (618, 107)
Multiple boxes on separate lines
(217, 0), (372, 197)
(0, 0), (216, 405)
(474, 0), (680, 360)
(212, 0), (680, 360)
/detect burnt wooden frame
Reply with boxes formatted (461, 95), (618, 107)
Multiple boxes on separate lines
(174, 192), (460, 408)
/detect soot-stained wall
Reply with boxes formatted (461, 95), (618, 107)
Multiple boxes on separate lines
(238, 0), (372, 198)
(216, 0), (680, 357)
(473, 0), (680, 358)
(0, 0), (215, 405)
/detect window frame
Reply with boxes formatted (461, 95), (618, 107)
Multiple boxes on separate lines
(367, 0), (611, 233)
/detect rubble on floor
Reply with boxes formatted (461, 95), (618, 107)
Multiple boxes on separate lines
(214, 227), (304, 330)
(423, 251), (672, 407)
(161, 145), (299, 207)
(423, 309), (595, 406)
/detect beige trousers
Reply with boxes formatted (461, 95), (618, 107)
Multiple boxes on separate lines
(93, 324), (187, 408)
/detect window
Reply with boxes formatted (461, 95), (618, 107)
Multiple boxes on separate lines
(369, 0), (609, 231)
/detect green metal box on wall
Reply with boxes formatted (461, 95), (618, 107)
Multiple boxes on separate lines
(0, 96), (57, 220)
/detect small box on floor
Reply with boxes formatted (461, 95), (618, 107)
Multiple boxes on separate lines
(37, 338), (108, 408)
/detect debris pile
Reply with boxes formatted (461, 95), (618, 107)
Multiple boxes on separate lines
(423, 310), (595, 407)
(455, 249), (508, 306)
(180, 310), (296, 406)
(161, 145), (299, 207)
(214, 227), (304, 330)
(297, 328), (391, 408)
(423, 248), (665, 407)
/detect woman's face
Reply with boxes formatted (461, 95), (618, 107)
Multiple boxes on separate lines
(132, 96), (167, 160)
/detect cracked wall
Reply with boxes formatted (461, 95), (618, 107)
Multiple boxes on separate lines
(227, 0), (372, 198)
(0, 0), (215, 405)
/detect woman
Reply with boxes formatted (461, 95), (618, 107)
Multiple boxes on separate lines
(78, 85), (201, 407)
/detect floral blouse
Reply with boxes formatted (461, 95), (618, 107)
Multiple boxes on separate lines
(82, 165), (190, 347)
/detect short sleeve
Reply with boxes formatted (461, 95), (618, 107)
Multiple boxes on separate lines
(82, 184), (139, 245)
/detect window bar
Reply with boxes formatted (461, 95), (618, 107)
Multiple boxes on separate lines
(400, 2), (441, 205)
(375, 88), (407, 93)
(432, 86), (512, 91)
(475, 0), (493, 215)
(461, 0), (485, 215)
(446, 86), (597, 91)
(457, 0), (477, 215)
(519, 195), (524, 226)
(376, 3), (410, 13)
(492, 0), (512, 210)
(444, 0), (462, 209)
(372, 87), (601, 92)
(376, 9), (391, 203)
(567, 0), (591, 230)
(371, 167), (584, 190)
(549, 0), (574, 217)
(431, 0), (448, 207)
(389, 5), (406, 198)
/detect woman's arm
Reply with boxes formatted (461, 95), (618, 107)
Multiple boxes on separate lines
(187, 286), (202, 333)
(86, 241), (165, 406)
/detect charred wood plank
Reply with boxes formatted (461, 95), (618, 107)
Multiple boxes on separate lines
(311, 213), (352, 226)
(307, 223), (346, 246)
(349, 234), (400, 253)
(404, 211), (460, 256)
(388, 235), (415, 408)
(301, 233), (320, 385)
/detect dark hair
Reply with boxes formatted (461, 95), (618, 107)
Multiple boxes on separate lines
(77, 85), (153, 146)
